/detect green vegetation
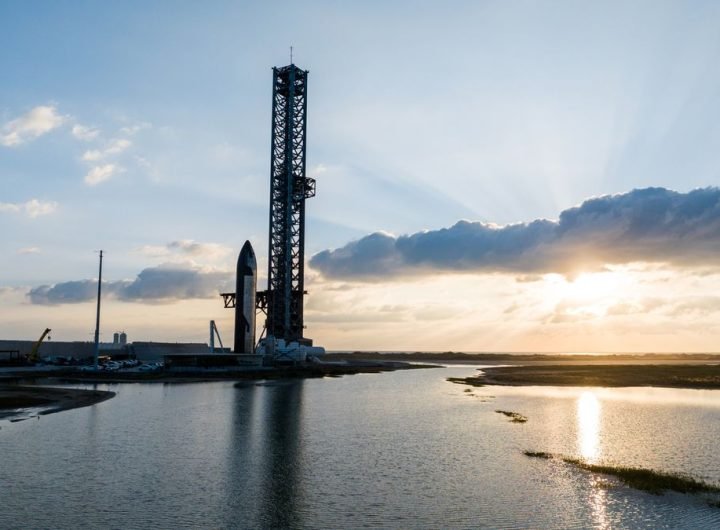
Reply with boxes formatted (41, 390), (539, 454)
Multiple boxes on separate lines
(495, 410), (528, 423)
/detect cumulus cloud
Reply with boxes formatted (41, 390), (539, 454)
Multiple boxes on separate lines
(0, 199), (58, 218)
(84, 164), (118, 186)
(82, 138), (131, 162)
(28, 280), (103, 304)
(71, 124), (100, 141)
(1, 105), (65, 146)
(311, 188), (720, 279)
(27, 264), (232, 305)
(117, 265), (230, 301)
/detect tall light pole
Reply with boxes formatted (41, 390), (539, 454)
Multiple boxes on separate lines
(93, 250), (103, 370)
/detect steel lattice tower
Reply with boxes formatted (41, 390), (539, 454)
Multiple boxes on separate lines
(266, 64), (316, 343)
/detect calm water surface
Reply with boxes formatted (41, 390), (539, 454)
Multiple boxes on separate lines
(2, 366), (720, 529)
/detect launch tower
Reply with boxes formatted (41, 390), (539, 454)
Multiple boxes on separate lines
(265, 64), (316, 344)
(221, 64), (319, 356)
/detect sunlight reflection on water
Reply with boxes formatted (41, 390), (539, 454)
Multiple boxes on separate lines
(589, 476), (611, 530)
(578, 391), (601, 462)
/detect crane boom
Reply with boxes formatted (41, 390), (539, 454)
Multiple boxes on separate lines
(28, 328), (51, 363)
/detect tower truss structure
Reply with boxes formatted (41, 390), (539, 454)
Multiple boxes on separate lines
(265, 64), (315, 343)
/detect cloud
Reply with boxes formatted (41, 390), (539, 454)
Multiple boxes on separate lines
(1, 105), (65, 146)
(17, 247), (41, 255)
(0, 203), (20, 214)
(25, 199), (59, 217)
(71, 124), (100, 141)
(311, 188), (720, 279)
(28, 280), (103, 304)
(117, 265), (230, 301)
(84, 164), (118, 185)
(82, 138), (131, 161)
(0, 199), (58, 218)
(136, 240), (233, 262)
(27, 264), (232, 305)
(119, 122), (151, 136)
(669, 296), (720, 316)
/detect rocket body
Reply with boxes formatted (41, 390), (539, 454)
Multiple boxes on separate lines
(234, 240), (257, 353)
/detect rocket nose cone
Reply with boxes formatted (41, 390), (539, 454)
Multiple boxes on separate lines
(238, 240), (257, 270)
(241, 240), (255, 258)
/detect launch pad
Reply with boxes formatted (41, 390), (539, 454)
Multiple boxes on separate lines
(220, 64), (323, 361)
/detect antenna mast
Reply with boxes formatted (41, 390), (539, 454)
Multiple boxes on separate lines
(93, 250), (103, 369)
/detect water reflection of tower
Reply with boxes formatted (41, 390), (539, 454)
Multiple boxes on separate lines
(226, 381), (304, 528)
(259, 381), (304, 529)
(226, 384), (260, 526)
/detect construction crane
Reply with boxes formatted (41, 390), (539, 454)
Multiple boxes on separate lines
(28, 328), (51, 363)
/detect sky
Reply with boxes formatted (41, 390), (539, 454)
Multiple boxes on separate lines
(2, 0), (720, 352)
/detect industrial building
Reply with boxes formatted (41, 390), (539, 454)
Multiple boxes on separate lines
(0, 338), (209, 363)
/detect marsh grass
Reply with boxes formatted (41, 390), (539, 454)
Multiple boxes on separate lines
(447, 377), (484, 387)
(495, 410), (528, 423)
(523, 451), (552, 459)
(524, 451), (720, 496)
(562, 457), (720, 495)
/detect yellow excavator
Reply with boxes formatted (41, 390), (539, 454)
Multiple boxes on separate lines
(27, 328), (51, 364)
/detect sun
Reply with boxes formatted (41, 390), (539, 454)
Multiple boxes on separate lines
(542, 270), (637, 318)
(565, 272), (628, 302)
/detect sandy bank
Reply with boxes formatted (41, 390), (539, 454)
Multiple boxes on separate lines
(450, 364), (720, 389)
(0, 385), (116, 421)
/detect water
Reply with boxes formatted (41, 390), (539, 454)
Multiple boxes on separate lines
(2, 366), (720, 528)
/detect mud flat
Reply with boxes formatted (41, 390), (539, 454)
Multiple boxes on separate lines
(449, 364), (720, 389)
(0, 385), (115, 421)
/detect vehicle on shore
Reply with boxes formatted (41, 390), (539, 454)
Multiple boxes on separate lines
(138, 362), (163, 372)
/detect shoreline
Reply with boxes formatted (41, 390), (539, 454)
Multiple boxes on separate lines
(0, 360), (439, 385)
(449, 363), (720, 389)
(0, 361), (438, 420)
(0, 385), (116, 421)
